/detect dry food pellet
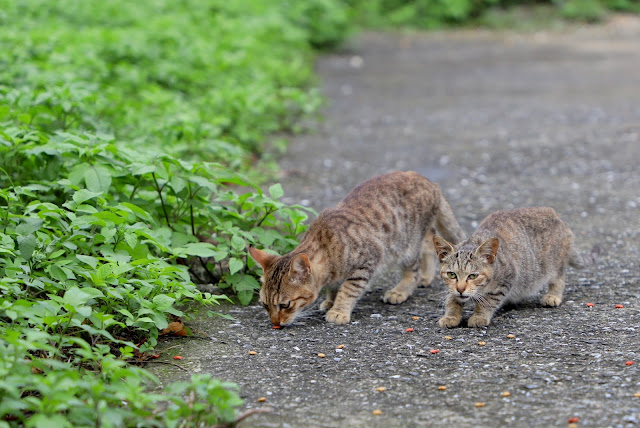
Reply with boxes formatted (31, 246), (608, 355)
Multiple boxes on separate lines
(430, 349), (439, 354)
(376, 387), (386, 392)
(474, 402), (486, 408)
(633, 392), (640, 397)
(625, 360), (634, 366)
(616, 304), (624, 308)
(272, 325), (281, 329)
(372, 409), (383, 415)
(568, 424), (579, 428)
(478, 341), (486, 346)
(337, 344), (345, 349)
(318, 353), (326, 358)
(585, 303), (594, 307)
(501, 391), (511, 397)
(444, 336), (453, 340)
(248, 351), (257, 355)
(406, 328), (414, 332)
(173, 355), (183, 360)
(437, 385), (447, 391)
(506, 334), (515, 339)
(412, 316), (420, 320)
(568, 417), (579, 423)
(257, 397), (267, 402)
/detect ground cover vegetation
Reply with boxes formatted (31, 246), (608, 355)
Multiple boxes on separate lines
(1, 0), (637, 426)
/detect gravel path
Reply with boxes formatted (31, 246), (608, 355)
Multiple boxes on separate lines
(151, 17), (640, 427)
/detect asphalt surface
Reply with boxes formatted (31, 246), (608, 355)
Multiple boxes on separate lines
(150, 17), (640, 427)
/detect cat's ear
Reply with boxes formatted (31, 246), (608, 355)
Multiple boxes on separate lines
(433, 235), (455, 261)
(248, 247), (279, 271)
(475, 237), (499, 264)
(289, 253), (311, 283)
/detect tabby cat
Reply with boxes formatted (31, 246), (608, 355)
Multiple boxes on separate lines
(249, 171), (465, 326)
(433, 207), (587, 328)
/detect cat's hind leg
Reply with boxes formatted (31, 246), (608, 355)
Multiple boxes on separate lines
(383, 256), (421, 304)
(418, 228), (437, 288)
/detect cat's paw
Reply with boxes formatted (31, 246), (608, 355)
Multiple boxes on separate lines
(326, 309), (351, 325)
(319, 299), (334, 312)
(383, 290), (409, 305)
(467, 315), (491, 328)
(541, 294), (562, 307)
(438, 316), (462, 328)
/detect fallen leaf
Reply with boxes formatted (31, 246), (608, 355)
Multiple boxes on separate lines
(160, 321), (189, 336)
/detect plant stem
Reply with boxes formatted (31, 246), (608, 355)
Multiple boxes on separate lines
(152, 172), (174, 230)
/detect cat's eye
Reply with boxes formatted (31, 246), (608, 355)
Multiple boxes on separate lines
(446, 272), (457, 279)
(279, 302), (291, 310)
(467, 273), (479, 280)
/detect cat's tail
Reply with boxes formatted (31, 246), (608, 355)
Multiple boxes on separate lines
(435, 193), (466, 244)
(569, 244), (601, 269)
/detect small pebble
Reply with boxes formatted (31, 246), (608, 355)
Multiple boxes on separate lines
(337, 344), (345, 349)
(376, 387), (386, 392)
(437, 385), (447, 391)
(474, 402), (486, 408)
(430, 349), (439, 354)
(568, 417), (579, 423)
(585, 303), (594, 307)
(506, 334), (515, 339)
(257, 397), (267, 402)
(248, 351), (257, 355)
(478, 341), (486, 346)
(318, 353), (326, 358)
(502, 391), (511, 397)
(625, 360), (634, 366)
(445, 336), (453, 340)
(173, 355), (183, 360)
(616, 304), (624, 308)
(406, 328), (414, 332)
(372, 409), (383, 416)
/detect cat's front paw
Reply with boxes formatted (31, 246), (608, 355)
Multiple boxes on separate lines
(438, 315), (461, 328)
(383, 290), (409, 305)
(319, 299), (334, 312)
(467, 315), (491, 328)
(541, 294), (562, 307)
(326, 309), (351, 324)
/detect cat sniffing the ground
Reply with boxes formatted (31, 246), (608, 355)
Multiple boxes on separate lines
(249, 171), (465, 326)
(433, 207), (589, 328)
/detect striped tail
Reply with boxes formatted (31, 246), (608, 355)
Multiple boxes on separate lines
(569, 244), (601, 269)
(435, 193), (466, 244)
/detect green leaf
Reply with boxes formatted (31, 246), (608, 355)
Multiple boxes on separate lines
(268, 183), (284, 199)
(18, 234), (37, 260)
(76, 254), (98, 269)
(63, 287), (91, 307)
(228, 257), (243, 275)
(48, 264), (68, 282)
(173, 242), (218, 258)
(230, 235), (245, 252)
(26, 414), (71, 428)
(237, 290), (254, 306)
(152, 294), (175, 311)
(84, 164), (112, 193)
(72, 189), (102, 205)
(16, 218), (44, 236)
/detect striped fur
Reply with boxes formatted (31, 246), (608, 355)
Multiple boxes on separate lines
(249, 171), (465, 325)
(433, 207), (584, 328)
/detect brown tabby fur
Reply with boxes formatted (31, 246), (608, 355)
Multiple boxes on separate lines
(249, 171), (465, 326)
(433, 207), (585, 328)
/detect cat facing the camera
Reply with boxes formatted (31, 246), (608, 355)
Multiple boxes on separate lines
(433, 207), (589, 328)
(249, 171), (465, 326)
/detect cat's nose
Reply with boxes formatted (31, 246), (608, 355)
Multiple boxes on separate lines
(456, 285), (466, 295)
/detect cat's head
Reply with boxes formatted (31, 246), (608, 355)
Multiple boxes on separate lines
(432, 235), (499, 301)
(249, 247), (319, 326)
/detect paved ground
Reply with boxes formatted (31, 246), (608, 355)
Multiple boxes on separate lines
(151, 17), (640, 427)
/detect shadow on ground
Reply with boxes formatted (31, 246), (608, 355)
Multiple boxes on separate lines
(150, 16), (640, 427)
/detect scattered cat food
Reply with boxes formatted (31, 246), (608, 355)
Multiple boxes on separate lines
(272, 325), (281, 329)
(506, 334), (515, 339)
(318, 353), (326, 358)
(474, 402), (486, 408)
(406, 328), (414, 332)
(257, 397), (267, 402)
(430, 349), (440, 354)
(568, 417), (579, 423)
(337, 344), (345, 349)
(444, 336), (453, 340)
(568, 424), (578, 428)
(633, 392), (640, 398)
(585, 303), (594, 307)
(437, 385), (447, 391)
(248, 351), (257, 355)
(372, 409), (383, 415)
(625, 360), (634, 366)
(412, 316), (420, 320)
(173, 355), (183, 360)
(478, 341), (486, 346)
(150, 354), (160, 359)
(616, 304), (624, 308)
(376, 387), (386, 392)
(501, 391), (511, 397)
